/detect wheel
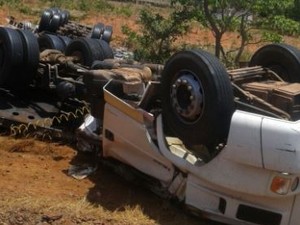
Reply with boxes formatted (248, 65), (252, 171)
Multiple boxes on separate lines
(60, 10), (70, 25)
(49, 7), (61, 15)
(249, 43), (300, 82)
(65, 37), (104, 66)
(96, 39), (114, 59)
(0, 27), (24, 87)
(17, 29), (39, 85)
(161, 49), (234, 150)
(102, 25), (113, 43)
(38, 33), (66, 52)
(48, 13), (61, 32)
(38, 9), (52, 32)
(91, 23), (105, 39)
(57, 35), (72, 50)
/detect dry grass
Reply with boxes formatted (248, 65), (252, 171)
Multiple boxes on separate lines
(0, 194), (157, 225)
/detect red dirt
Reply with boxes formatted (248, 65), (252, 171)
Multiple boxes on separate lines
(0, 136), (213, 225)
(81, 13), (300, 54)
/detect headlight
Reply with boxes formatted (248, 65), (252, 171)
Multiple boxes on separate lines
(270, 173), (299, 195)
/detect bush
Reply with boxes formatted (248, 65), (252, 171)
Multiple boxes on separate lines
(0, 0), (20, 7)
(122, 8), (191, 63)
(269, 16), (300, 36)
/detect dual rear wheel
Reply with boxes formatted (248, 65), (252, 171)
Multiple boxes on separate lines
(0, 28), (114, 88)
(65, 38), (114, 66)
(0, 27), (39, 88)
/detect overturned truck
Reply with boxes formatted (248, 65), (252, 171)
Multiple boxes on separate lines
(2, 10), (300, 225)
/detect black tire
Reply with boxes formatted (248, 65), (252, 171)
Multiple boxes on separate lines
(17, 29), (39, 85)
(57, 35), (72, 50)
(161, 49), (234, 150)
(102, 25), (113, 43)
(0, 27), (24, 87)
(38, 33), (66, 52)
(249, 43), (300, 82)
(38, 9), (52, 32)
(48, 13), (61, 32)
(49, 7), (61, 14)
(91, 23), (105, 39)
(95, 39), (114, 59)
(60, 10), (70, 25)
(65, 37), (104, 66)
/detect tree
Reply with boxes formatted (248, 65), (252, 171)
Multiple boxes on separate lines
(122, 7), (191, 63)
(173, 0), (298, 66)
(289, 0), (300, 21)
(172, 0), (256, 59)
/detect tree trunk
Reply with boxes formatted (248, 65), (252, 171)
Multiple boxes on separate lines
(203, 0), (223, 59)
(215, 33), (222, 59)
(235, 15), (248, 65)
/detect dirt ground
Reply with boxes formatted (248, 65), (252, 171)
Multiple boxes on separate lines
(0, 136), (219, 225)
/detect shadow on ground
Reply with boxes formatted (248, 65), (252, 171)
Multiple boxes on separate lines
(69, 150), (224, 225)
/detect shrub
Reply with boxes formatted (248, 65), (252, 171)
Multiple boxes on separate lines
(122, 8), (191, 63)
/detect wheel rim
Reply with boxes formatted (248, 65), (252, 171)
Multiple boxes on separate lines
(170, 70), (204, 123)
